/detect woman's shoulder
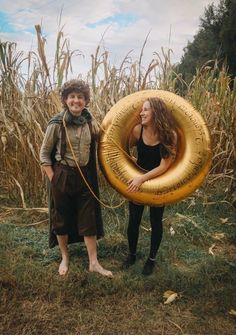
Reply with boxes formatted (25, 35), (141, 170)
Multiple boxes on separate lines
(132, 124), (142, 140)
(129, 124), (141, 147)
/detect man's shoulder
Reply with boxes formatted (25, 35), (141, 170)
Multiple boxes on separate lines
(48, 111), (64, 126)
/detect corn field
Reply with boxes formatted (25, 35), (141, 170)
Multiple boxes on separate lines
(0, 25), (235, 207)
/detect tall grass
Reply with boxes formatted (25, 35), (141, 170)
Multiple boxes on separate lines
(186, 62), (236, 179)
(0, 26), (235, 207)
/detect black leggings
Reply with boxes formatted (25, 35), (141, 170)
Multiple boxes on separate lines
(128, 202), (164, 259)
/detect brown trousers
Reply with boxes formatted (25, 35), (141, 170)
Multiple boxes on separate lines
(51, 163), (97, 236)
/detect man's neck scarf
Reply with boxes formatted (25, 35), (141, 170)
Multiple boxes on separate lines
(48, 108), (92, 126)
(64, 108), (92, 126)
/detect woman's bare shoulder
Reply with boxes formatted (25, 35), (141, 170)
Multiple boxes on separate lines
(132, 124), (142, 140)
(129, 124), (141, 147)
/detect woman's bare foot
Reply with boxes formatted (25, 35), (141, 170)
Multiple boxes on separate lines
(89, 261), (113, 278)
(58, 257), (69, 276)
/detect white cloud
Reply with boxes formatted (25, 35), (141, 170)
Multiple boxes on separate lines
(0, 0), (220, 77)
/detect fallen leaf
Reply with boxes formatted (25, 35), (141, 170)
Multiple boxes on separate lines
(170, 226), (175, 236)
(220, 218), (229, 224)
(229, 309), (236, 318)
(175, 212), (186, 219)
(164, 292), (178, 304)
(208, 243), (216, 255)
(163, 290), (176, 299)
(212, 232), (225, 240)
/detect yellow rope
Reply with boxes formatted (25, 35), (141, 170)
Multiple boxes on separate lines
(62, 112), (126, 209)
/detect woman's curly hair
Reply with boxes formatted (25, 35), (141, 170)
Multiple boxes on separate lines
(60, 79), (90, 108)
(147, 97), (178, 158)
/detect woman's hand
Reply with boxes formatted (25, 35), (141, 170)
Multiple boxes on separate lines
(127, 176), (145, 192)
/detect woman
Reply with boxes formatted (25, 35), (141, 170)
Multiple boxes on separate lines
(40, 79), (112, 278)
(124, 97), (178, 275)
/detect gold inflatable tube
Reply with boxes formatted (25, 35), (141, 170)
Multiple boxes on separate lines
(98, 90), (212, 206)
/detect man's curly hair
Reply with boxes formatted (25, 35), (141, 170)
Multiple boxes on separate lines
(60, 79), (90, 108)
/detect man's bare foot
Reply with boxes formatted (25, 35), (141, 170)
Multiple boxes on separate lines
(89, 262), (113, 278)
(58, 258), (69, 276)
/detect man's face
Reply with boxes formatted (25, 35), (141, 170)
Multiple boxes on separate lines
(64, 91), (86, 116)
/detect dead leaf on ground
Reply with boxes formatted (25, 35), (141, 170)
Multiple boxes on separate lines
(169, 226), (175, 236)
(175, 212), (186, 219)
(163, 290), (176, 299)
(220, 217), (229, 224)
(229, 309), (236, 318)
(212, 232), (225, 240)
(208, 243), (216, 255)
(164, 292), (178, 304)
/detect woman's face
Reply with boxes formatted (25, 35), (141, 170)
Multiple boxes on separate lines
(140, 100), (154, 126)
(64, 91), (86, 116)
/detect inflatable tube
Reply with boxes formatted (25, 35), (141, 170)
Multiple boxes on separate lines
(98, 90), (212, 206)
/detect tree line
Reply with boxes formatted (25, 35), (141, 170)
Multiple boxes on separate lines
(177, 0), (236, 82)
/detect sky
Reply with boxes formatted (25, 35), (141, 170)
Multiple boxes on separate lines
(0, 0), (220, 78)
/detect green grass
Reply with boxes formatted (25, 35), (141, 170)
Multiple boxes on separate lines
(0, 187), (236, 335)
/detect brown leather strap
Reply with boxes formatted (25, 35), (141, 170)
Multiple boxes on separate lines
(60, 123), (66, 160)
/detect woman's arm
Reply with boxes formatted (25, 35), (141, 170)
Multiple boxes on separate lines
(128, 131), (177, 192)
(127, 156), (174, 192)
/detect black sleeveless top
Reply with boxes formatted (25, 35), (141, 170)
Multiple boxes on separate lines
(137, 127), (162, 171)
